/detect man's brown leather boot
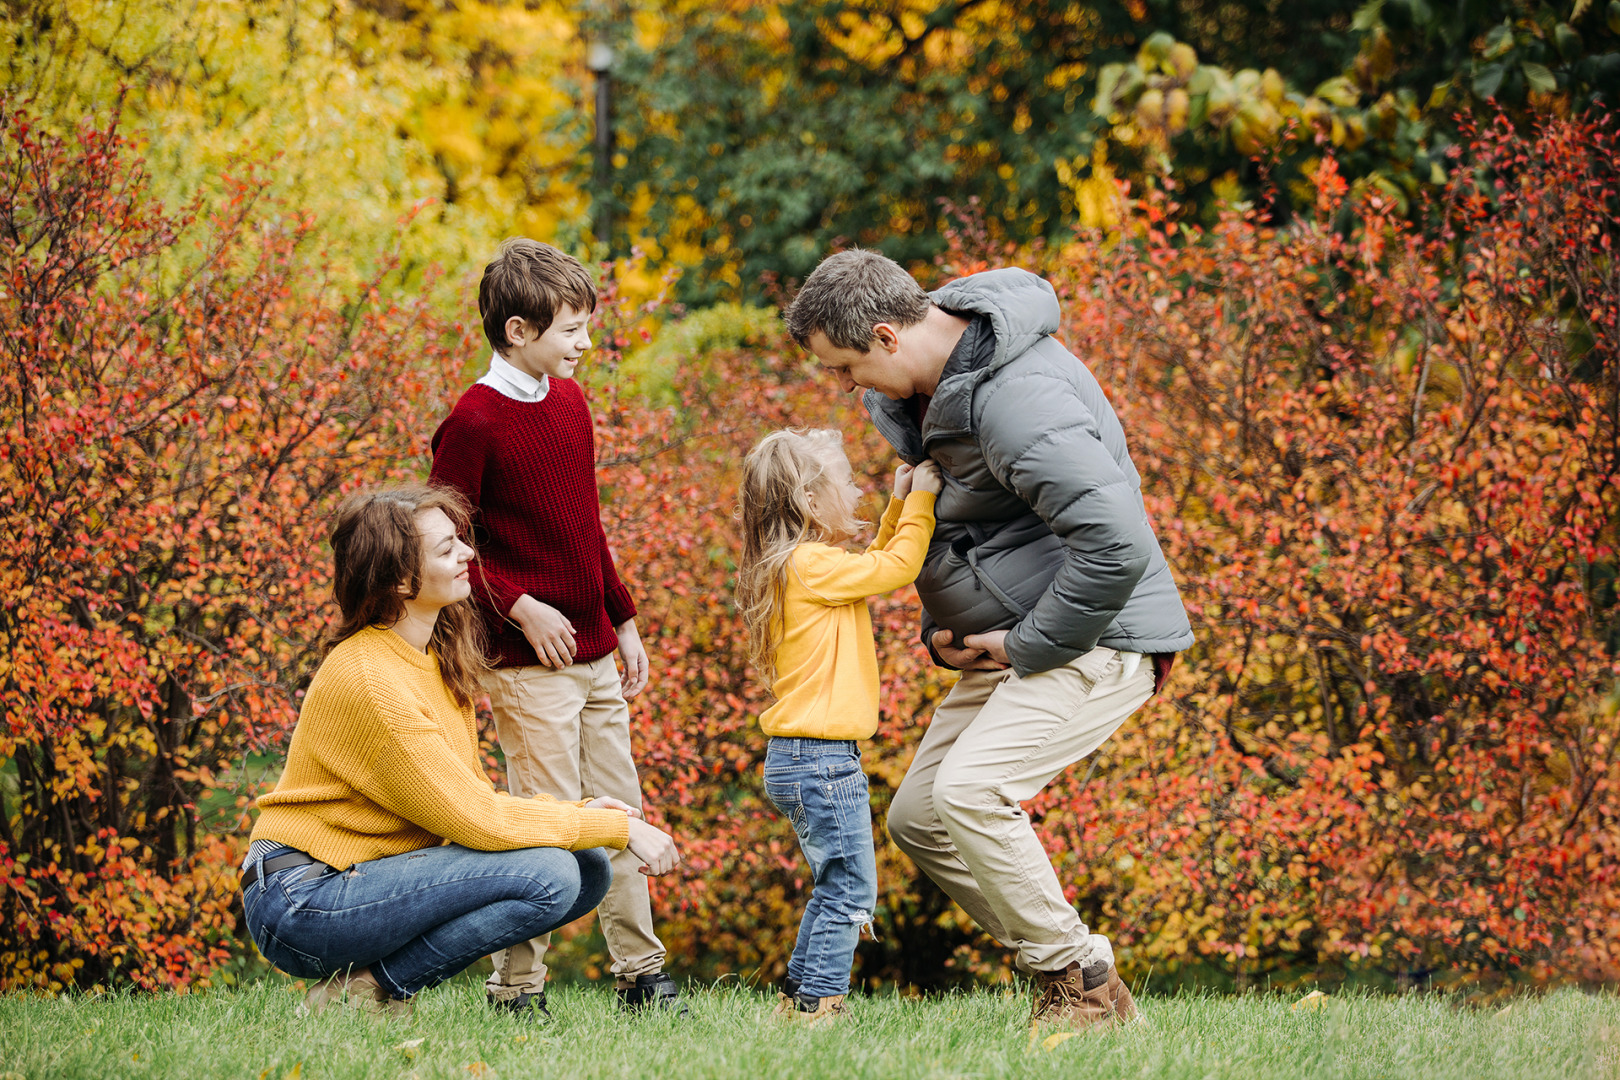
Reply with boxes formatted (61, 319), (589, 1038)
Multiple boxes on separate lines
(1029, 958), (1139, 1034)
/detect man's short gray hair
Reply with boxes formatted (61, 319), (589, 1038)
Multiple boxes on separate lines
(784, 249), (931, 350)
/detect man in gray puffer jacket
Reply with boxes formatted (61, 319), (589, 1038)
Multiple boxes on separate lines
(785, 250), (1193, 1034)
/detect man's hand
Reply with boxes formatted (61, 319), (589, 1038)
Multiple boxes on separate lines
(961, 629), (1011, 666)
(585, 796), (643, 819)
(510, 595), (576, 668)
(626, 818), (681, 875)
(615, 618), (650, 698)
(931, 628), (1010, 671)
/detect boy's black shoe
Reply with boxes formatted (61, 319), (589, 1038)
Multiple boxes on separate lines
(488, 989), (551, 1024)
(616, 972), (688, 1015)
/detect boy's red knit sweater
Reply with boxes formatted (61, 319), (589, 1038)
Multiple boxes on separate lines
(429, 379), (635, 669)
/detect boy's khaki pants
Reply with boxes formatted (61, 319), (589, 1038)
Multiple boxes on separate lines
(484, 655), (666, 997)
(886, 645), (1153, 975)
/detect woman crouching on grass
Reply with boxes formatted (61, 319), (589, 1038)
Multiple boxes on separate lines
(242, 484), (680, 1019)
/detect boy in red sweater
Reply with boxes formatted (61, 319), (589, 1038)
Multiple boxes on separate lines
(430, 239), (682, 1019)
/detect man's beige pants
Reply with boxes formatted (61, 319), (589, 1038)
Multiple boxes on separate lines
(484, 655), (665, 997)
(887, 645), (1153, 975)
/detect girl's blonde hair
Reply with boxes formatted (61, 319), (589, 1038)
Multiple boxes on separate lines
(736, 429), (865, 683)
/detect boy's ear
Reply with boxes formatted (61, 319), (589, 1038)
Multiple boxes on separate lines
(504, 315), (530, 348)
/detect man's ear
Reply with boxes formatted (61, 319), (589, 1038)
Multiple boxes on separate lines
(871, 323), (903, 354)
(504, 315), (529, 348)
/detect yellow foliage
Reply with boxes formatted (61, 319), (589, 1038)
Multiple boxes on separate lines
(4, 0), (594, 299)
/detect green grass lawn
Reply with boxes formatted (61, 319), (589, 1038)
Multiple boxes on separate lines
(1, 978), (1615, 1080)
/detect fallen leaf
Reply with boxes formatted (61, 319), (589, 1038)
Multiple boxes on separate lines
(1292, 990), (1330, 1011)
(1042, 1031), (1079, 1051)
(466, 1064), (496, 1078)
(1494, 1004), (1513, 1020)
(396, 1038), (425, 1060)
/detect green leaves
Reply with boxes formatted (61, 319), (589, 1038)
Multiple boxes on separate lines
(1472, 62), (1507, 98)
(1520, 61), (1558, 93)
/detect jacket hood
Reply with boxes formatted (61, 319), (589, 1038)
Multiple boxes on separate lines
(863, 267), (1065, 463)
(929, 267), (1062, 377)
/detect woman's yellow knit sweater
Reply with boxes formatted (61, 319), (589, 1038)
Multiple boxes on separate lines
(759, 490), (936, 741)
(251, 625), (629, 870)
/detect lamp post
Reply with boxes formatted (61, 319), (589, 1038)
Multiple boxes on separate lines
(586, 38), (615, 258)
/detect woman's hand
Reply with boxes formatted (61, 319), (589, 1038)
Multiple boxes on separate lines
(912, 460), (943, 495)
(585, 796), (642, 818)
(626, 818), (682, 875)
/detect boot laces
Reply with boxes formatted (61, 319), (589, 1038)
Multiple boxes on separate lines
(1031, 972), (1088, 1023)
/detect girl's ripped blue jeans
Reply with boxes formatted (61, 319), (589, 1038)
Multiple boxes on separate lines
(763, 737), (878, 999)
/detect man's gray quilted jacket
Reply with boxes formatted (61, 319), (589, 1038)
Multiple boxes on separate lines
(865, 267), (1194, 676)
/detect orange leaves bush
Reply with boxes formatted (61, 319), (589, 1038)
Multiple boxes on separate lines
(0, 103), (470, 990)
(1029, 112), (1620, 986)
(601, 112), (1620, 990)
(6, 96), (1617, 994)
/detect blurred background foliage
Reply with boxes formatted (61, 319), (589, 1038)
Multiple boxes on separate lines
(2, 0), (593, 299)
(7, 0), (1616, 304)
(611, 0), (1620, 301)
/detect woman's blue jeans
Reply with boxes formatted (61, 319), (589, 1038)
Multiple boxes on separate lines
(763, 737), (878, 999)
(242, 842), (611, 999)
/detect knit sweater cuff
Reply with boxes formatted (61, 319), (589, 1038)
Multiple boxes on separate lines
(572, 808), (632, 850)
(604, 581), (637, 628)
(902, 490), (937, 515)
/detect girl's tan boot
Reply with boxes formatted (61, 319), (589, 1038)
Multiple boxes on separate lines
(781, 993), (849, 1028)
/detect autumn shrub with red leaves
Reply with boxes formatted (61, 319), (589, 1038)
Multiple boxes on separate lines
(6, 98), (1618, 995)
(1017, 111), (1620, 989)
(0, 103), (471, 990)
(598, 111), (1620, 992)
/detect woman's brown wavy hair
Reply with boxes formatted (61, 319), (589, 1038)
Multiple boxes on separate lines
(326, 483), (488, 707)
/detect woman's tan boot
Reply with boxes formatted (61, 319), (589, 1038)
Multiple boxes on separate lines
(298, 967), (413, 1020)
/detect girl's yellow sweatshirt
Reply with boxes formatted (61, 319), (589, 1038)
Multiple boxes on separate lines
(759, 490), (936, 741)
(251, 625), (629, 870)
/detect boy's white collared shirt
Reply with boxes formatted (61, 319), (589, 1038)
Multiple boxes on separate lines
(477, 352), (550, 403)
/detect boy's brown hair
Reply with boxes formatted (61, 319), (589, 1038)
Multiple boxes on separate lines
(477, 238), (598, 352)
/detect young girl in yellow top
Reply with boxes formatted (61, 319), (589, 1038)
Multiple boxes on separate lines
(737, 429), (940, 1025)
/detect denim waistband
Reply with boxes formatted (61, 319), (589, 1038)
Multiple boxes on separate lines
(766, 736), (859, 758)
(241, 840), (300, 874)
